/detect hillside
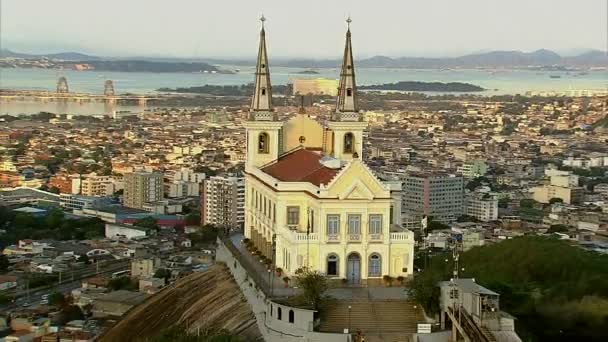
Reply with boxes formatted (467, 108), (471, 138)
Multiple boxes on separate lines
(409, 236), (608, 341)
(3, 48), (608, 69)
(99, 264), (262, 342)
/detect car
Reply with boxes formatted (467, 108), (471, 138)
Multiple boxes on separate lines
(41, 294), (49, 299)
(40, 299), (49, 305)
(22, 302), (30, 307)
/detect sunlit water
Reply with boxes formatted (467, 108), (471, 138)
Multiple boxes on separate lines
(0, 66), (606, 115)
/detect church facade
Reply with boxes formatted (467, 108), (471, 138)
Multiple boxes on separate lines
(243, 19), (414, 283)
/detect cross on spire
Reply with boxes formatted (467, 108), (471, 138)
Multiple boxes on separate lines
(334, 16), (359, 118)
(260, 14), (266, 29)
(250, 15), (274, 116)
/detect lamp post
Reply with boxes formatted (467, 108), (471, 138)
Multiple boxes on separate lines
(270, 234), (276, 297)
(348, 305), (352, 334)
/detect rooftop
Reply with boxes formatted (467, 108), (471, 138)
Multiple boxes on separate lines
(261, 148), (340, 186)
(439, 278), (499, 296)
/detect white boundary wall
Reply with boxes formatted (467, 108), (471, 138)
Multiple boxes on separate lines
(216, 238), (349, 342)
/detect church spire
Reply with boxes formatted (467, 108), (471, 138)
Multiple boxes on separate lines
(250, 15), (274, 119)
(334, 16), (359, 121)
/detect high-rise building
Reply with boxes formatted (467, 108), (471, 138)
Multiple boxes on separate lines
(73, 172), (113, 197)
(402, 172), (464, 228)
(464, 190), (498, 222)
(201, 176), (245, 228)
(243, 18), (414, 283)
(165, 168), (205, 198)
(123, 172), (163, 209)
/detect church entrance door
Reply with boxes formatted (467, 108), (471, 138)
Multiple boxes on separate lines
(347, 253), (361, 284)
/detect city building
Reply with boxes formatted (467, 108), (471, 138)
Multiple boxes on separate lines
(72, 172), (113, 197)
(457, 160), (488, 178)
(201, 176), (245, 228)
(243, 22), (414, 283)
(532, 170), (584, 205)
(165, 168), (205, 198)
(123, 172), (163, 209)
(104, 223), (150, 240)
(292, 78), (339, 96)
(59, 193), (112, 211)
(402, 172), (464, 228)
(464, 190), (498, 222)
(131, 259), (157, 279)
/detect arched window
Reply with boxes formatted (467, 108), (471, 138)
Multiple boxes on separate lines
(270, 304), (273, 317)
(261, 87), (266, 95)
(347, 88), (353, 96)
(368, 253), (381, 277)
(344, 133), (354, 153)
(327, 254), (339, 276)
(258, 132), (269, 154)
(277, 307), (282, 320)
(289, 310), (295, 323)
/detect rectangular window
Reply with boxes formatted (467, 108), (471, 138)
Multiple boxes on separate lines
(369, 214), (382, 235)
(326, 215), (340, 236)
(348, 214), (361, 234)
(309, 209), (315, 233)
(287, 206), (299, 225)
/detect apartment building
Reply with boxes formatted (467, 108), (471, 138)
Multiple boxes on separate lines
(72, 172), (113, 197)
(465, 190), (498, 222)
(123, 172), (164, 209)
(532, 171), (584, 205)
(165, 168), (205, 198)
(201, 176), (244, 228)
(402, 172), (464, 228)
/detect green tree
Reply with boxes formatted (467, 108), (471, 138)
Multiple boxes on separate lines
(498, 196), (510, 209)
(134, 216), (159, 231)
(549, 197), (563, 204)
(295, 267), (328, 310)
(0, 255), (9, 273)
(108, 276), (136, 291)
(548, 224), (568, 233)
(154, 268), (172, 282)
(185, 213), (201, 226)
(48, 291), (66, 306)
(520, 198), (538, 208)
(409, 236), (608, 341)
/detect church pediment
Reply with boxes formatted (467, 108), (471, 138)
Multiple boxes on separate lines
(326, 160), (389, 199)
(339, 180), (374, 200)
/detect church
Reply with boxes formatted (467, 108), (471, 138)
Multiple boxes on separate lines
(244, 18), (415, 283)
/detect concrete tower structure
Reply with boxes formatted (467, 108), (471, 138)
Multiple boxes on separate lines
(243, 16), (284, 168)
(327, 17), (368, 162)
(57, 77), (69, 93)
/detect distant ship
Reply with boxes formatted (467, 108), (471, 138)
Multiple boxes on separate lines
(549, 75), (561, 79)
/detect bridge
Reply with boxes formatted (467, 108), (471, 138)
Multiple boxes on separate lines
(0, 77), (159, 105)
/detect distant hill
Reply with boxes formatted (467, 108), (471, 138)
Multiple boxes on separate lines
(81, 60), (220, 73)
(3, 48), (607, 69)
(0, 49), (99, 61)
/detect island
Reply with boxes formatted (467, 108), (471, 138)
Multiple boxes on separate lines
(295, 70), (320, 74)
(359, 81), (485, 92)
(158, 84), (289, 96)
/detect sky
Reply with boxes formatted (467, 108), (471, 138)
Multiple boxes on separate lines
(1, 0), (606, 58)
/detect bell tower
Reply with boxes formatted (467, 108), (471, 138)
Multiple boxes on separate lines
(244, 16), (284, 168)
(327, 17), (367, 162)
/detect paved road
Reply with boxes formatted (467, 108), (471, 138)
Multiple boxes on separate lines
(0, 260), (130, 312)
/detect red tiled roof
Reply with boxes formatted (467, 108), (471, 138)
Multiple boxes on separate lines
(261, 149), (339, 186)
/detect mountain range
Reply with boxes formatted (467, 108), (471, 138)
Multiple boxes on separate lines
(1, 48), (606, 69)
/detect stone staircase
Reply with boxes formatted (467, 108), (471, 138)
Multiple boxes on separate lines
(318, 299), (423, 341)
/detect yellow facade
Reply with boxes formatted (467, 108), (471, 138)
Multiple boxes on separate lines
(244, 117), (415, 282)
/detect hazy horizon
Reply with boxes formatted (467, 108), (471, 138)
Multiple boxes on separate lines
(1, 0), (606, 59)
